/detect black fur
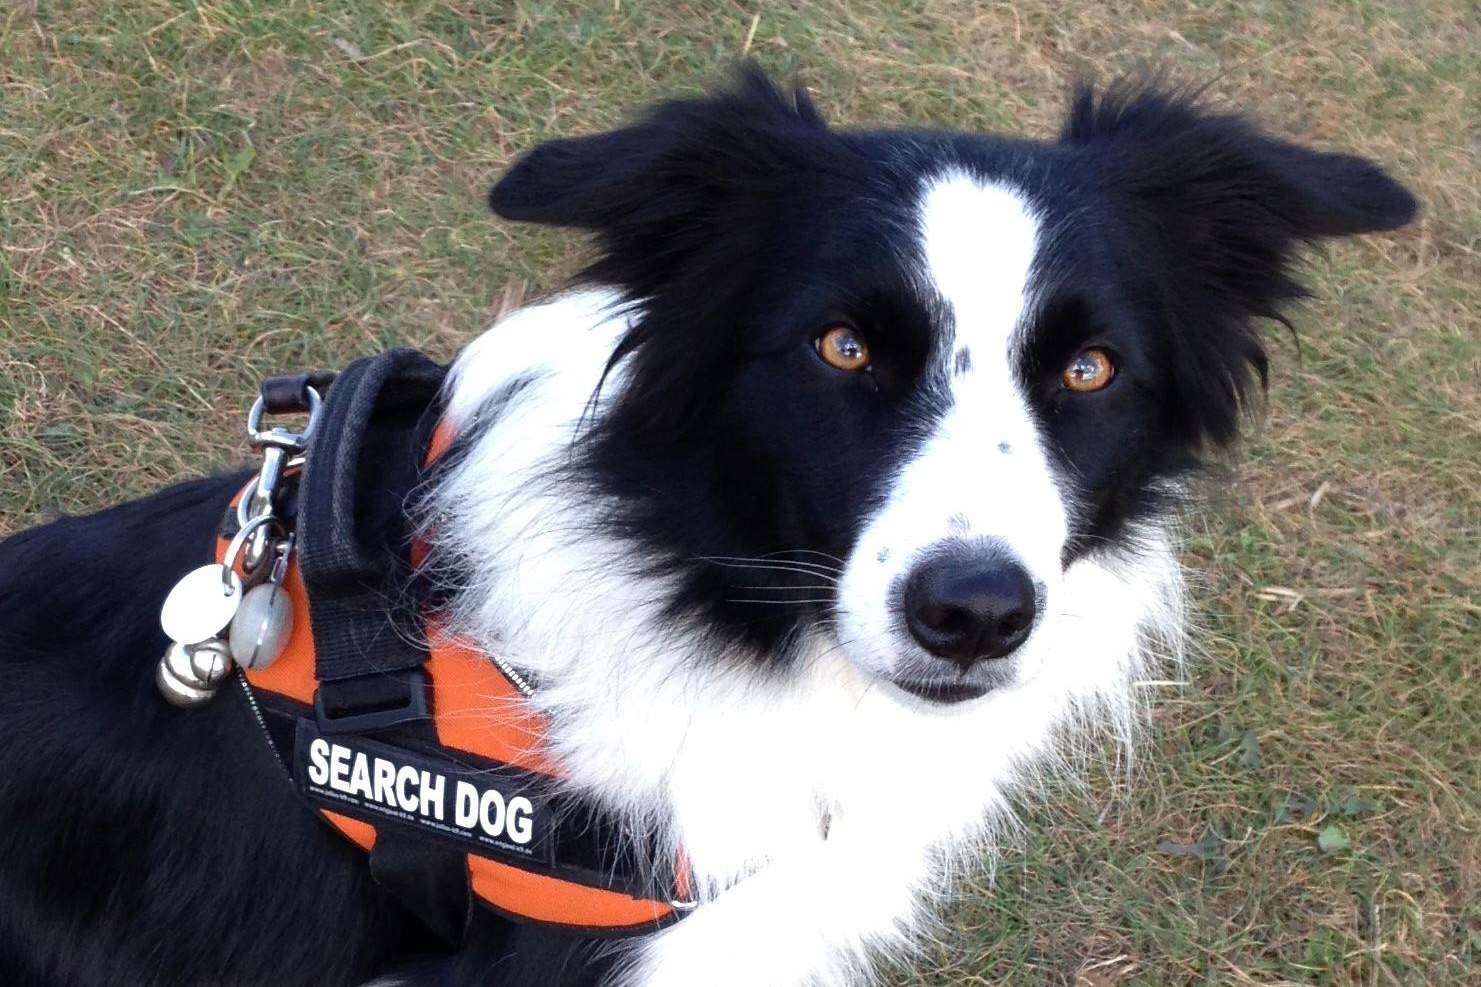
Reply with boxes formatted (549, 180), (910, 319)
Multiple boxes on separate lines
(1, 67), (1414, 985)
(0, 477), (614, 987)
(489, 67), (1415, 662)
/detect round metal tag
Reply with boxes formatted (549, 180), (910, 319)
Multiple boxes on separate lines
(228, 583), (293, 670)
(160, 564), (243, 645)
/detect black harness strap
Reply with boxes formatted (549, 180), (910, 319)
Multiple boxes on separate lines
(298, 349), (444, 727)
(260, 369), (337, 415)
(238, 350), (689, 943)
(291, 349), (472, 945)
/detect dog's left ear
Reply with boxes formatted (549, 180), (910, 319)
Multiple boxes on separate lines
(1224, 135), (1418, 238)
(1061, 82), (1417, 446)
(1061, 82), (1417, 241)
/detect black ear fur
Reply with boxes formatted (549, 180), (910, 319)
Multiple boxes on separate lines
(1060, 81), (1416, 448)
(487, 128), (667, 227)
(488, 64), (830, 231)
(1245, 140), (1417, 237)
(1061, 81), (1417, 241)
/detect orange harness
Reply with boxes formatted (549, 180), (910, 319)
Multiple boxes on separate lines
(214, 359), (690, 940)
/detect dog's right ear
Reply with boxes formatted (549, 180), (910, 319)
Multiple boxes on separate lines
(488, 64), (831, 234)
(488, 126), (669, 229)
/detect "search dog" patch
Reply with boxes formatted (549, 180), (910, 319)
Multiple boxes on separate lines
(294, 718), (551, 860)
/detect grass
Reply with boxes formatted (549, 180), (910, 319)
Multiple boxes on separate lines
(1, 1), (1476, 984)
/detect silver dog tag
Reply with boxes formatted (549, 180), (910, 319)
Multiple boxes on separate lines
(228, 582), (293, 670)
(160, 565), (243, 645)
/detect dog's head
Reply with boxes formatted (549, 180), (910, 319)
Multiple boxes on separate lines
(478, 67), (1414, 708)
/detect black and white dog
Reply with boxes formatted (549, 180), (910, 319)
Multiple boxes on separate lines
(0, 69), (1414, 987)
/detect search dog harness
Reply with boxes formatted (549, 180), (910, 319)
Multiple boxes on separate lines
(154, 350), (693, 945)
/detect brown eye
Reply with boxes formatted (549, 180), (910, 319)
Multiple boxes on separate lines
(816, 325), (871, 372)
(1062, 348), (1115, 392)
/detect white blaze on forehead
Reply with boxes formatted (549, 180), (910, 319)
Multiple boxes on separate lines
(917, 170), (1040, 364)
(909, 170), (1060, 563)
(835, 169), (1070, 680)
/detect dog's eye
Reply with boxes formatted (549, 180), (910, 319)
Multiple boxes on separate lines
(816, 325), (871, 372)
(1062, 348), (1115, 392)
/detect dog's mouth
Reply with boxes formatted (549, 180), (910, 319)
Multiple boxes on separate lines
(887, 677), (992, 705)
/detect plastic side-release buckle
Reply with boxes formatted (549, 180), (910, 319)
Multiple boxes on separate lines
(314, 668), (430, 735)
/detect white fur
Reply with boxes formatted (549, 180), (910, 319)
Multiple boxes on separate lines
(423, 184), (1184, 985)
(839, 171), (1070, 684)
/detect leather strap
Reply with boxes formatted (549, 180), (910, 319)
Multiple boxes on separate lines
(260, 370), (337, 414)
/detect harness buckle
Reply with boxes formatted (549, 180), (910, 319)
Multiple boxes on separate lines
(314, 669), (430, 735)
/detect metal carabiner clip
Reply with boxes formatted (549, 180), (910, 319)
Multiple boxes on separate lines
(221, 514), (280, 590)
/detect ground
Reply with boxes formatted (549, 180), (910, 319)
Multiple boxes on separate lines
(0, 2), (1476, 985)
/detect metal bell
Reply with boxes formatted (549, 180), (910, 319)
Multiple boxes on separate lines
(227, 582), (293, 670)
(156, 639), (233, 708)
(188, 638), (234, 686)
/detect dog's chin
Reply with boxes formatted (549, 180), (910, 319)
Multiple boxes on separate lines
(889, 678), (991, 705)
(886, 664), (1018, 707)
(832, 632), (1024, 708)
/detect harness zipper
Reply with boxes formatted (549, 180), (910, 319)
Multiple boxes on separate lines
(235, 671), (292, 782)
(486, 650), (535, 698)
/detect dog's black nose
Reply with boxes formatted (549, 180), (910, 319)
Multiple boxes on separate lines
(902, 552), (1037, 668)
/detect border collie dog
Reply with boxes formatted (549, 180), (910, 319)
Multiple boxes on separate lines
(0, 68), (1414, 987)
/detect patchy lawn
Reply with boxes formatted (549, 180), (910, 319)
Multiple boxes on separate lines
(1, 2), (1475, 984)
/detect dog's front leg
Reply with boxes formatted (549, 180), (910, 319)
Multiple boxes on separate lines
(621, 833), (932, 987)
